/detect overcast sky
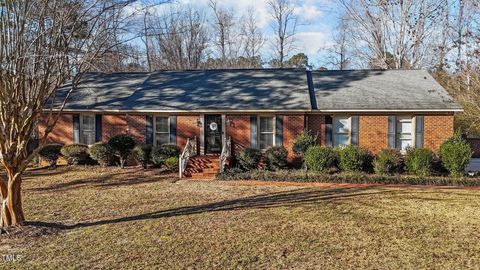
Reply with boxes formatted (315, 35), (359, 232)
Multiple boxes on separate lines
(128, 0), (339, 67)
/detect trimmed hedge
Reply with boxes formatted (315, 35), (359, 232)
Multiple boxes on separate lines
(39, 144), (63, 168)
(337, 145), (372, 173)
(236, 148), (262, 170)
(151, 144), (180, 166)
(304, 146), (337, 173)
(265, 146), (288, 170)
(132, 144), (152, 169)
(60, 144), (89, 165)
(439, 132), (473, 177)
(373, 149), (403, 175)
(217, 169), (480, 187)
(405, 148), (434, 177)
(108, 135), (135, 168)
(89, 142), (114, 167)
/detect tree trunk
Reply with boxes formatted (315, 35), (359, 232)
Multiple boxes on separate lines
(1, 172), (25, 227)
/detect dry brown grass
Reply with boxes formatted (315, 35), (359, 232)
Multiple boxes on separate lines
(1, 166), (480, 269)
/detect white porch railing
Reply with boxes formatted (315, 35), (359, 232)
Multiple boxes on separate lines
(179, 136), (197, 178)
(219, 136), (232, 172)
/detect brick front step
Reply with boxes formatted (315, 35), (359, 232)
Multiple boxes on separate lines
(183, 155), (220, 179)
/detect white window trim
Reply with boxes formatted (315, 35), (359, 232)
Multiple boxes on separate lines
(333, 115), (352, 147)
(257, 115), (276, 151)
(79, 114), (96, 146)
(154, 115), (170, 146)
(394, 115), (418, 152)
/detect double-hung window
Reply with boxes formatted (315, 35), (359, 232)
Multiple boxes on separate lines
(395, 116), (413, 151)
(259, 116), (275, 150)
(333, 116), (350, 147)
(155, 116), (170, 145)
(80, 114), (95, 145)
(388, 116), (423, 152)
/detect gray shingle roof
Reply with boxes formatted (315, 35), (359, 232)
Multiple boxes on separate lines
(54, 69), (462, 112)
(311, 69), (462, 111)
(57, 69), (311, 111)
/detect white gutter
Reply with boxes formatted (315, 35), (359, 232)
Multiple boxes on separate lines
(314, 108), (464, 113)
(46, 108), (463, 113)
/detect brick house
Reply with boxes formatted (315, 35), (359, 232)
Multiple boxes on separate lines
(40, 69), (462, 177)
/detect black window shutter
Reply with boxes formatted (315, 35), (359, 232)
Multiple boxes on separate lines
(73, 114), (80, 143)
(250, 116), (258, 149)
(351, 116), (359, 145)
(146, 115), (153, 145)
(388, 116), (396, 149)
(325, 115), (332, 147)
(170, 116), (177, 144)
(275, 115), (283, 146)
(415, 116), (424, 148)
(95, 114), (102, 142)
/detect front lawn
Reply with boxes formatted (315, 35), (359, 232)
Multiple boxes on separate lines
(1, 167), (480, 269)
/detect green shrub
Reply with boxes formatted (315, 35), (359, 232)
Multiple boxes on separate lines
(337, 145), (372, 173)
(236, 148), (262, 170)
(292, 132), (318, 155)
(132, 144), (152, 169)
(108, 135), (135, 168)
(89, 142), (114, 167)
(60, 144), (89, 165)
(439, 132), (473, 177)
(165, 156), (179, 172)
(405, 148), (434, 176)
(39, 144), (63, 168)
(265, 146), (288, 170)
(151, 144), (180, 166)
(304, 146), (337, 173)
(373, 149), (403, 175)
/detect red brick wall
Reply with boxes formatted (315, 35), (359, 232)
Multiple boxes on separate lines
(283, 115), (305, 157)
(359, 115), (389, 154)
(424, 114), (454, 152)
(102, 114), (146, 143)
(177, 115), (201, 150)
(37, 114), (73, 144)
(307, 115), (325, 145)
(226, 115), (250, 155)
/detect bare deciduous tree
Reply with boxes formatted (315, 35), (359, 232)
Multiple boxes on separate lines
(340, 0), (447, 69)
(152, 6), (209, 70)
(0, 0), (166, 228)
(240, 7), (266, 68)
(268, 0), (298, 68)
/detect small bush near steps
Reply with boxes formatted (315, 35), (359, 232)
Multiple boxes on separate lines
(265, 146), (288, 170)
(236, 148), (262, 170)
(151, 144), (180, 167)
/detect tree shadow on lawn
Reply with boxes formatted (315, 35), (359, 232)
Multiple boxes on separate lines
(25, 167), (178, 192)
(27, 187), (401, 230)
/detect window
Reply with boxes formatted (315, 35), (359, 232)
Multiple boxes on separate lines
(333, 116), (350, 147)
(259, 116), (274, 150)
(155, 116), (170, 145)
(80, 114), (95, 145)
(395, 116), (413, 151)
